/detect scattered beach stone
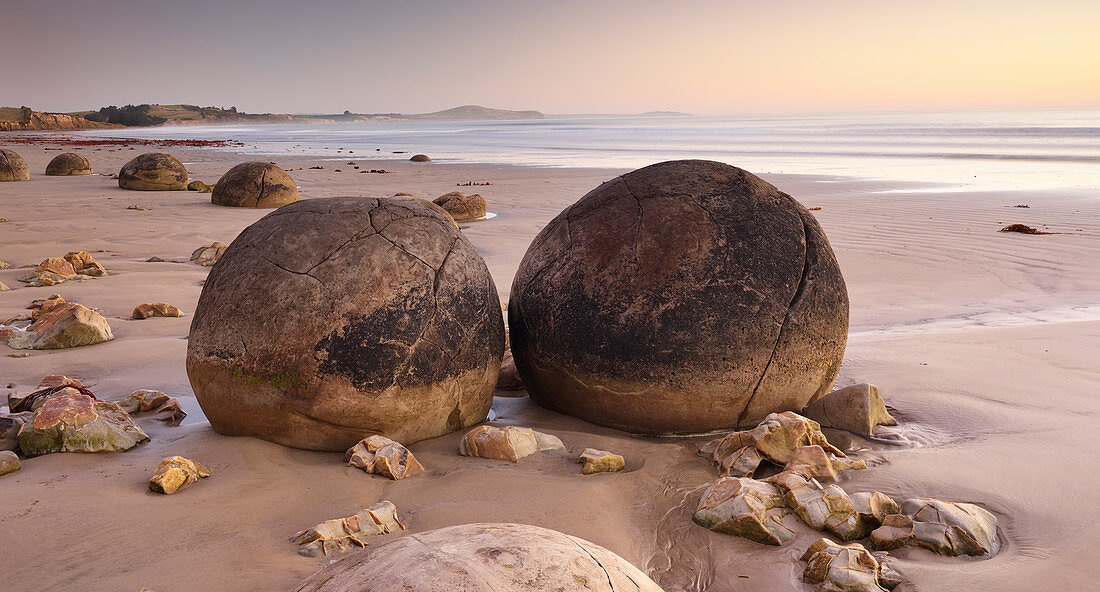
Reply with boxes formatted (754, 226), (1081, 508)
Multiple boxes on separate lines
(1, 413), (32, 452)
(344, 435), (425, 480)
(145, 256), (169, 262)
(871, 498), (998, 557)
(801, 538), (895, 592)
(190, 242), (227, 266)
(693, 476), (795, 546)
(0, 260), (9, 269)
(118, 152), (189, 191)
(148, 456), (210, 494)
(496, 347), (524, 390)
(294, 522), (665, 591)
(187, 180), (212, 192)
(290, 501), (405, 557)
(186, 197), (505, 451)
(803, 383), (897, 438)
(0, 450), (19, 476)
(409, 154), (431, 162)
(459, 425), (565, 463)
(132, 302), (184, 319)
(17, 394), (149, 456)
(116, 389), (187, 426)
(508, 160), (849, 435)
(579, 448), (625, 474)
(0, 281), (8, 291)
(1, 295), (113, 350)
(45, 153), (92, 176)
(18, 250), (108, 286)
(869, 514), (914, 551)
(211, 161), (300, 208)
(127, 204), (146, 211)
(8, 375), (89, 411)
(433, 191), (487, 221)
(0, 148), (30, 182)
(702, 412), (846, 470)
(772, 472), (869, 542)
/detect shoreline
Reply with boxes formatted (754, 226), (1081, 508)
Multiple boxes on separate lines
(1, 138), (1098, 591)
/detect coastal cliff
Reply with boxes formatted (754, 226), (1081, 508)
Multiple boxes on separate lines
(0, 107), (117, 131)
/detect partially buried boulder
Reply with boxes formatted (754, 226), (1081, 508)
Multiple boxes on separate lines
(45, 153), (92, 176)
(190, 242), (227, 266)
(433, 191), (487, 221)
(344, 435), (424, 480)
(870, 498), (998, 557)
(409, 154), (430, 162)
(187, 180), (213, 192)
(0, 450), (19, 476)
(118, 152), (188, 191)
(17, 394), (148, 456)
(293, 522), (664, 591)
(0, 148), (30, 181)
(148, 456), (211, 494)
(211, 161), (300, 208)
(508, 160), (849, 435)
(692, 476), (795, 546)
(578, 447), (625, 474)
(291, 501), (405, 557)
(2, 295), (113, 350)
(19, 250), (108, 286)
(459, 425), (565, 463)
(132, 302), (184, 319)
(802, 383), (897, 437)
(186, 197), (505, 451)
(801, 538), (897, 592)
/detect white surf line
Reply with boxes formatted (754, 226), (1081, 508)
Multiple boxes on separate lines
(850, 304), (1100, 337)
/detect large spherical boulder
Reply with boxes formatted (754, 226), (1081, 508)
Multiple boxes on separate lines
(0, 149), (30, 181)
(294, 523), (664, 592)
(186, 197), (505, 451)
(45, 153), (92, 176)
(434, 191), (487, 222)
(508, 160), (848, 435)
(410, 154), (431, 162)
(118, 152), (188, 190)
(211, 161), (300, 208)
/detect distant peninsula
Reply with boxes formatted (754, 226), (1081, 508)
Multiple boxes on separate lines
(0, 104), (545, 131)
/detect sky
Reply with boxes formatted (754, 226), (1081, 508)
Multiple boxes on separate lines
(3, 0), (1099, 115)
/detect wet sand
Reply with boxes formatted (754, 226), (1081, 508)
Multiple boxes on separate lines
(1, 140), (1098, 591)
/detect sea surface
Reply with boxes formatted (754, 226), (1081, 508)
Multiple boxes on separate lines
(79, 108), (1100, 192)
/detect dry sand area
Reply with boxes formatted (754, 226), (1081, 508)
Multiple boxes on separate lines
(1, 139), (1099, 591)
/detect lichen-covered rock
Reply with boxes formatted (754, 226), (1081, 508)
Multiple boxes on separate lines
(187, 180), (212, 192)
(692, 476), (795, 545)
(872, 498), (999, 556)
(116, 389), (187, 426)
(579, 448), (625, 474)
(701, 412), (846, 470)
(509, 160), (848, 435)
(459, 425), (565, 463)
(1, 412), (32, 451)
(802, 383), (897, 437)
(785, 445), (867, 482)
(293, 522), (665, 591)
(118, 153), (188, 191)
(0, 450), (19, 476)
(148, 456), (210, 494)
(2, 296), (113, 350)
(290, 501), (405, 557)
(190, 242), (227, 266)
(186, 197), (505, 451)
(344, 435), (425, 479)
(433, 191), (487, 221)
(8, 374), (87, 411)
(801, 539), (890, 592)
(132, 302), (184, 319)
(409, 154), (431, 162)
(45, 153), (92, 176)
(211, 162), (300, 208)
(0, 148), (30, 181)
(16, 394), (148, 456)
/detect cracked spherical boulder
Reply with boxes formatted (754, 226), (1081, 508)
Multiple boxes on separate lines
(509, 160), (848, 435)
(0, 148), (30, 181)
(211, 161), (300, 208)
(294, 523), (665, 592)
(45, 152), (92, 176)
(118, 152), (188, 190)
(186, 197), (505, 451)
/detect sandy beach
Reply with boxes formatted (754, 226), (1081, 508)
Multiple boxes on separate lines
(1, 138), (1098, 591)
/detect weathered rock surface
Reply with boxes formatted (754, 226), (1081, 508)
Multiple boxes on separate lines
(509, 160), (849, 435)
(433, 191), (487, 221)
(190, 242), (227, 266)
(19, 251), (107, 286)
(116, 389), (187, 426)
(579, 447), (625, 474)
(772, 472), (870, 542)
(344, 435), (425, 480)
(803, 383), (897, 437)
(45, 153), (92, 176)
(8, 374), (87, 411)
(132, 302), (184, 319)
(0, 148), (30, 181)
(693, 476), (795, 545)
(16, 394), (148, 456)
(870, 498), (998, 556)
(409, 154), (431, 162)
(187, 180), (213, 192)
(459, 425), (565, 462)
(211, 161), (300, 208)
(291, 501), (405, 557)
(2, 295), (113, 350)
(1, 412), (32, 451)
(0, 450), (19, 476)
(785, 445), (867, 482)
(148, 456), (210, 494)
(701, 412), (846, 473)
(801, 538), (893, 592)
(186, 197), (505, 451)
(496, 347), (524, 390)
(118, 152), (188, 191)
(293, 522), (665, 591)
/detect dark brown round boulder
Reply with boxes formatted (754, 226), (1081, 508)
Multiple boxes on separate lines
(45, 153), (92, 176)
(0, 149), (30, 182)
(211, 161), (300, 208)
(508, 160), (849, 435)
(410, 154), (431, 162)
(118, 152), (188, 190)
(186, 197), (505, 451)
(433, 191), (487, 221)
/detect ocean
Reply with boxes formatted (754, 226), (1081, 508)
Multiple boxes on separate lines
(78, 108), (1100, 192)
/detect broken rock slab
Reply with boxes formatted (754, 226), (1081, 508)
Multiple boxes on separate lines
(190, 242), (227, 266)
(803, 383), (897, 438)
(459, 425), (565, 463)
(692, 476), (795, 546)
(131, 302), (184, 319)
(149, 456), (211, 494)
(345, 435), (425, 480)
(116, 389), (187, 426)
(291, 501), (405, 557)
(17, 394), (149, 456)
(701, 411), (846, 470)
(870, 498), (999, 556)
(18, 251), (107, 286)
(578, 448), (625, 474)
(785, 444), (867, 482)
(1, 295), (113, 350)
(801, 538), (896, 592)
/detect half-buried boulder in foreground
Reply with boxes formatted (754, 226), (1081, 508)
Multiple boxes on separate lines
(45, 153), (92, 176)
(118, 152), (188, 191)
(433, 191), (487, 221)
(508, 160), (849, 435)
(186, 197), (505, 451)
(0, 148), (30, 181)
(294, 523), (664, 592)
(211, 161), (299, 208)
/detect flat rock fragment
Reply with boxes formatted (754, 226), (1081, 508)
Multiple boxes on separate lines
(345, 435), (425, 479)
(291, 501), (405, 557)
(578, 447), (625, 474)
(459, 425), (565, 462)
